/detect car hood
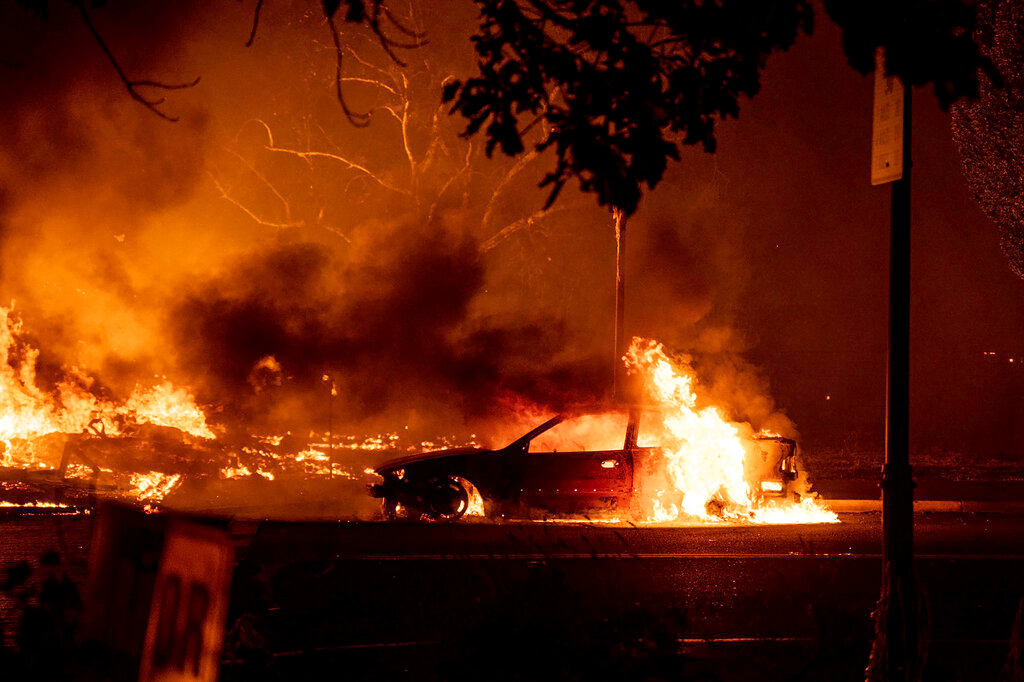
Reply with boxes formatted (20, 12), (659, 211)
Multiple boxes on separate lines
(374, 446), (493, 474)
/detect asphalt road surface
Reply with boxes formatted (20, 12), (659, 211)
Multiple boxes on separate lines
(3, 513), (1023, 680)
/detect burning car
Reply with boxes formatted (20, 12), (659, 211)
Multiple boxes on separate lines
(369, 408), (800, 522)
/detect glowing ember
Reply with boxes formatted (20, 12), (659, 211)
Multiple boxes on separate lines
(625, 338), (837, 525)
(0, 500), (71, 508)
(128, 472), (182, 503)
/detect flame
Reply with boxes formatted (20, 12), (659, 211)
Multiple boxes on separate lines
(0, 304), (836, 523)
(0, 307), (116, 461)
(625, 338), (837, 525)
(125, 382), (215, 439)
(457, 477), (486, 517)
(0, 306), (209, 504)
(529, 413), (628, 452)
(128, 471), (182, 503)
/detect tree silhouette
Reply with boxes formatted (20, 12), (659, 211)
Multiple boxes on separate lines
(444, 0), (994, 216)
(951, 0), (1024, 278)
(14, 2), (994, 216)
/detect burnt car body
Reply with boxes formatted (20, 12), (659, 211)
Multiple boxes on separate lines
(369, 410), (799, 521)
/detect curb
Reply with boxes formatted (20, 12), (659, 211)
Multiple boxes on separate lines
(828, 499), (1024, 514)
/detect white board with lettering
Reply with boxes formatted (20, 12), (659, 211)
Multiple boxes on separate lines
(138, 523), (233, 682)
(872, 49), (905, 185)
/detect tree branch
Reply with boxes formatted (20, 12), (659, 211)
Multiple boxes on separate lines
(76, 0), (199, 122)
(224, 148), (292, 220)
(208, 172), (303, 230)
(245, 0), (265, 47)
(253, 117), (408, 196)
(481, 149), (539, 230)
(428, 143), (473, 224)
(480, 206), (561, 253)
(327, 14), (371, 127)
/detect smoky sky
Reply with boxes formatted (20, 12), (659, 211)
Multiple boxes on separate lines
(0, 0), (1020, 455)
(170, 233), (608, 432)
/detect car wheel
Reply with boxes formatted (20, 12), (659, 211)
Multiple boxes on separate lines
(426, 476), (470, 522)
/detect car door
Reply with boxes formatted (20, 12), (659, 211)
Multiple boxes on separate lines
(518, 413), (633, 514)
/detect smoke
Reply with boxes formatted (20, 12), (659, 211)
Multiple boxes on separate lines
(168, 228), (611, 434)
(0, 0), (788, 451)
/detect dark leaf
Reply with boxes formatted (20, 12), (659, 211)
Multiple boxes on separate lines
(447, 0), (989, 215)
(15, 0), (48, 18)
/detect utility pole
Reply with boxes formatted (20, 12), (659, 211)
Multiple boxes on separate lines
(869, 48), (916, 681)
(612, 208), (627, 402)
(324, 373), (335, 478)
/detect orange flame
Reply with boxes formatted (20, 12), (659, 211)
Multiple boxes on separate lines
(125, 382), (215, 439)
(0, 306), (212, 503)
(626, 337), (837, 525)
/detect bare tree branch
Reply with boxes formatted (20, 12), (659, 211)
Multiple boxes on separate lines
(252, 119), (409, 195)
(428, 143), (473, 224)
(208, 172), (303, 230)
(344, 45), (396, 82)
(327, 14), (371, 127)
(245, 0), (265, 47)
(365, 2), (427, 67)
(339, 76), (399, 96)
(381, 4), (428, 40)
(480, 207), (562, 253)
(481, 149), (539, 231)
(75, 0), (200, 122)
(224, 148), (292, 220)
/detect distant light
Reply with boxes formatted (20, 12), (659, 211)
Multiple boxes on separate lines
(826, 395), (831, 401)
(1011, 358), (1016, 363)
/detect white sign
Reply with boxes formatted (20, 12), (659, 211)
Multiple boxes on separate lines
(139, 523), (234, 682)
(871, 49), (904, 185)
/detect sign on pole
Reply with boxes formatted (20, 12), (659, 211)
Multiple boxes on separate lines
(84, 505), (168, 680)
(139, 522), (234, 682)
(871, 48), (904, 185)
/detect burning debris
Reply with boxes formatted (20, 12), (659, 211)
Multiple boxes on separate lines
(0, 306), (386, 510)
(0, 299), (835, 524)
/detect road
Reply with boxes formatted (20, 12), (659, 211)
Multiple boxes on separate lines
(3, 513), (1023, 680)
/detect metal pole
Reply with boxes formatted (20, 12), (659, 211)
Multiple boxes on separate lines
(613, 208), (626, 401)
(882, 84), (916, 680)
(326, 374), (334, 479)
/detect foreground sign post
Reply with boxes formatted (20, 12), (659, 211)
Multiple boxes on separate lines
(84, 506), (233, 682)
(870, 48), (917, 681)
(84, 505), (169, 680)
